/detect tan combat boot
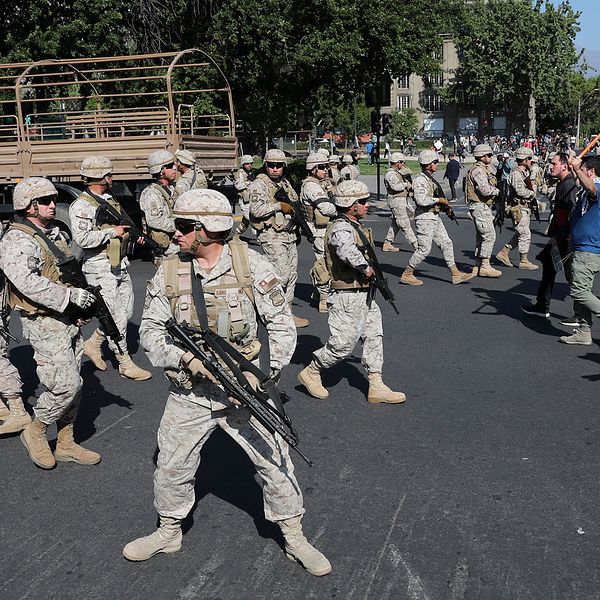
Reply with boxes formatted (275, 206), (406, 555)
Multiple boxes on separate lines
(478, 258), (502, 278)
(116, 354), (152, 381)
(21, 418), (55, 469)
(559, 328), (593, 345)
(297, 361), (329, 399)
(382, 241), (400, 252)
(123, 516), (183, 561)
(83, 329), (107, 371)
(54, 423), (101, 465)
(400, 266), (423, 286)
(0, 399), (9, 419)
(279, 516), (332, 576)
(367, 373), (406, 404)
(518, 253), (539, 270)
(449, 265), (476, 285)
(495, 245), (513, 267)
(318, 295), (328, 313)
(0, 396), (31, 435)
(293, 314), (310, 328)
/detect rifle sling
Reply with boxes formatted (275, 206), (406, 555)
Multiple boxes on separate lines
(13, 217), (72, 265)
(189, 267), (291, 425)
(338, 215), (382, 274)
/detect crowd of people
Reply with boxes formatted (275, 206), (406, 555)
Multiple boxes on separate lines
(0, 138), (599, 577)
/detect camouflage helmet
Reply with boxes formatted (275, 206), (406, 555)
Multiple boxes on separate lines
(473, 144), (493, 158)
(328, 154), (340, 165)
(306, 152), (327, 171)
(390, 152), (406, 164)
(316, 148), (330, 158)
(263, 149), (287, 165)
(342, 155), (353, 164)
(515, 147), (534, 161)
(147, 150), (176, 175)
(80, 155), (113, 179)
(418, 150), (438, 165)
(239, 154), (254, 166)
(175, 149), (195, 167)
(13, 177), (57, 210)
(334, 179), (370, 208)
(172, 189), (234, 232)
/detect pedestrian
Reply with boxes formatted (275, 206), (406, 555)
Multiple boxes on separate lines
(297, 180), (406, 404)
(122, 189), (331, 577)
(443, 152), (461, 202)
(0, 178), (101, 468)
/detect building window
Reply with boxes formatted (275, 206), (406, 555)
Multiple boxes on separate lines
(422, 93), (443, 112)
(424, 71), (443, 88)
(397, 95), (411, 110)
(431, 44), (443, 61)
(397, 73), (410, 89)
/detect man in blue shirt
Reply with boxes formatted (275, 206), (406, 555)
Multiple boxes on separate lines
(559, 156), (600, 345)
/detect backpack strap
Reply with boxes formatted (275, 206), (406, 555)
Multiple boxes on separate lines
(228, 236), (255, 304)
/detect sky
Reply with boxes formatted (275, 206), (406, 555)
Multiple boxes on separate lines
(551, 0), (600, 51)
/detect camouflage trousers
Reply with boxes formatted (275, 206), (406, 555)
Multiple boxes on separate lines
(0, 333), (22, 400)
(309, 224), (329, 299)
(385, 196), (417, 247)
(154, 392), (304, 522)
(408, 214), (455, 269)
(21, 315), (83, 425)
(314, 290), (383, 373)
(83, 260), (134, 354)
(469, 202), (496, 259)
(505, 207), (531, 254)
(257, 230), (298, 307)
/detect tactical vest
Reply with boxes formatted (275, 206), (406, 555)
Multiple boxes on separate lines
(250, 174), (297, 232)
(465, 163), (497, 205)
(7, 222), (71, 316)
(418, 175), (442, 214)
(384, 168), (408, 198)
(141, 183), (175, 249)
(79, 192), (130, 267)
(162, 239), (261, 358)
(324, 220), (373, 291)
(300, 176), (331, 228)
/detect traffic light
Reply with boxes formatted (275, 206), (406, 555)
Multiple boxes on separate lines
(371, 110), (381, 134)
(381, 113), (391, 135)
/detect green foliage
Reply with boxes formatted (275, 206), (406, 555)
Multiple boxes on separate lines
(387, 108), (419, 142)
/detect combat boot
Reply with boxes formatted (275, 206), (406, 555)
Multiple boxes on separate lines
(279, 516), (332, 576)
(400, 266), (423, 286)
(54, 423), (101, 465)
(518, 253), (539, 270)
(367, 373), (406, 404)
(21, 418), (55, 469)
(449, 265), (476, 285)
(123, 516), (183, 562)
(559, 328), (592, 346)
(0, 396), (31, 435)
(495, 245), (513, 267)
(293, 314), (310, 328)
(116, 354), (152, 381)
(0, 399), (9, 419)
(382, 241), (400, 252)
(83, 329), (107, 371)
(298, 361), (329, 399)
(478, 258), (502, 278)
(318, 295), (328, 313)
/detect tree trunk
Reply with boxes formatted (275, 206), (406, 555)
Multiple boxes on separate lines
(528, 93), (536, 137)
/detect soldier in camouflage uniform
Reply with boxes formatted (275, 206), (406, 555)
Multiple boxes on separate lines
(300, 153), (338, 312)
(0, 222), (28, 436)
(328, 154), (342, 186)
(70, 156), (152, 381)
(298, 180), (405, 405)
(139, 150), (179, 257)
(0, 178), (100, 468)
(340, 154), (360, 181)
(382, 152), (417, 253)
(465, 144), (503, 277)
(400, 151), (475, 286)
(174, 149), (208, 196)
(123, 189), (331, 577)
(249, 149), (309, 328)
(495, 147), (539, 270)
(233, 154), (255, 234)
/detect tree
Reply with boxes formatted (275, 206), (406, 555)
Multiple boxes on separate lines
(387, 108), (419, 143)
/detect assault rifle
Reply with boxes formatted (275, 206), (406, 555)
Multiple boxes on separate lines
(525, 176), (541, 222)
(94, 197), (164, 257)
(494, 180), (510, 231)
(166, 318), (312, 466)
(429, 173), (458, 225)
(340, 215), (399, 314)
(274, 186), (316, 243)
(0, 272), (17, 342)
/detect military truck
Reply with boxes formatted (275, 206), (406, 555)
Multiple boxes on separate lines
(0, 49), (238, 232)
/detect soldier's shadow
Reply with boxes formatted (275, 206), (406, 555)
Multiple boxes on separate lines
(580, 353), (600, 381)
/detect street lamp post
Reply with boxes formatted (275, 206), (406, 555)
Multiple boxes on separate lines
(576, 88), (599, 150)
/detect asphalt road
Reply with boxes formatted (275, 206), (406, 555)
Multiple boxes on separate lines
(2, 174), (600, 600)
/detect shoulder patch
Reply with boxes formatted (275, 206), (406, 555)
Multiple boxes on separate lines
(269, 289), (285, 306)
(257, 273), (279, 294)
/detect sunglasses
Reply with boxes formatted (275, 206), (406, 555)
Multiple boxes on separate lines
(36, 195), (57, 206)
(164, 162), (176, 170)
(316, 164), (328, 170)
(266, 162), (285, 169)
(174, 218), (197, 234)
(432, 160), (440, 164)
(356, 198), (369, 205)
(485, 154), (493, 158)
